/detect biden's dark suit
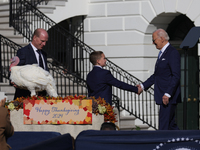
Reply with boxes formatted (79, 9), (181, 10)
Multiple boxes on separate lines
(86, 66), (138, 105)
(142, 44), (181, 130)
(13, 44), (48, 99)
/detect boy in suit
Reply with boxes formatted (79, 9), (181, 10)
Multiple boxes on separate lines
(86, 51), (141, 105)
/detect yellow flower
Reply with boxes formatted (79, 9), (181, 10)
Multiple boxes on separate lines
(98, 105), (106, 114)
(8, 103), (15, 111)
(85, 116), (91, 122)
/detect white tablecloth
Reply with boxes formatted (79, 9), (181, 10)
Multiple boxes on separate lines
(10, 109), (104, 138)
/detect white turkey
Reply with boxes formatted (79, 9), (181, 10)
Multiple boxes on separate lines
(9, 56), (58, 97)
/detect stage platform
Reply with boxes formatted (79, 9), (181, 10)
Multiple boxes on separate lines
(75, 130), (200, 150)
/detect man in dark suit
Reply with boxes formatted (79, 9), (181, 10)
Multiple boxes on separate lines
(86, 51), (141, 105)
(0, 98), (14, 150)
(13, 28), (49, 99)
(138, 29), (181, 130)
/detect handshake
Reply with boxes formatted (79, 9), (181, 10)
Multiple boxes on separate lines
(136, 84), (143, 95)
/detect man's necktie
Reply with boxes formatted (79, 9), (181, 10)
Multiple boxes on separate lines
(36, 50), (44, 69)
(158, 51), (162, 59)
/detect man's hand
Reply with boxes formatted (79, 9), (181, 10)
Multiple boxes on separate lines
(162, 95), (169, 105)
(62, 69), (68, 75)
(11, 82), (18, 88)
(0, 98), (6, 107)
(136, 84), (143, 95)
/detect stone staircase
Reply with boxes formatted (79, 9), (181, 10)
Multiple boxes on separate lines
(119, 116), (149, 130)
(37, 0), (68, 14)
(0, 0), (152, 130)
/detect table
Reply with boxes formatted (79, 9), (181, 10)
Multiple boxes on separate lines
(10, 109), (104, 138)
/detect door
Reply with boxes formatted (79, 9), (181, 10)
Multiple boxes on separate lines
(166, 14), (199, 130)
(176, 45), (199, 130)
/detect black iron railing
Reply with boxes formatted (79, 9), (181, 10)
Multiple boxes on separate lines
(28, 0), (49, 6)
(8, 0), (158, 129)
(0, 35), (19, 82)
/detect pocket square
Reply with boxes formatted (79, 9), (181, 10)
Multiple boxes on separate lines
(162, 58), (165, 61)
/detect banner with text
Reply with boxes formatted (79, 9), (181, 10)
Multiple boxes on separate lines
(23, 99), (92, 124)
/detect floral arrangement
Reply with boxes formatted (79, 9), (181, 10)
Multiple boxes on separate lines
(91, 97), (117, 123)
(5, 95), (117, 123)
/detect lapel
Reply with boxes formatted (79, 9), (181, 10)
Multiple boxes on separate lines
(159, 45), (169, 61)
(28, 44), (38, 63)
(155, 44), (170, 71)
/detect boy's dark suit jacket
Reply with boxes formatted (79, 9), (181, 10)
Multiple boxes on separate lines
(13, 44), (48, 99)
(86, 66), (138, 105)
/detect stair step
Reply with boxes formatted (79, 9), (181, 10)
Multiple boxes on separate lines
(3, 35), (24, 43)
(47, 0), (68, 1)
(0, 14), (9, 17)
(0, 2), (9, 5)
(136, 124), (150, 130)
(120, 116), (136, 127)
(37, 5), (56, 14)
(0, 23), (9, 28)
(0, 3), (9, 9)
(0, 7), (9, 14)
(40, 1), (66, 7)
(120, 116), (136, 121)
(0, 17), (9, 22)
(0, 83), (15, 101)
(0, 85), (15, 94)
(0, 11), (9, 15)
(0, 26), (13, 30)
(16, 42), (28, 47)
(120, 124), (149, 131)
(0, 2), (9, 7)
(0, 27), (15, 35)
(0, 20), (9, 24)
(119, 116), (150, 130)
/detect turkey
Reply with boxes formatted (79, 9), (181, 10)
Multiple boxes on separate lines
(9, 56), (58, 97)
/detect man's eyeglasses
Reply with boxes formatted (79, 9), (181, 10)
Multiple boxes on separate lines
(152, 38), (158, 43)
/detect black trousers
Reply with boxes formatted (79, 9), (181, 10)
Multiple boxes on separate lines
(14, 88), (47, 100)
(159, 104), (179, 130)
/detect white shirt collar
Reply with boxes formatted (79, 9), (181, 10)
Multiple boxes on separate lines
(30, 42), (46, 69)
(94, 65), (102, 69)
(30, 42), (38, 52)
(161, 42), (169, 53)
